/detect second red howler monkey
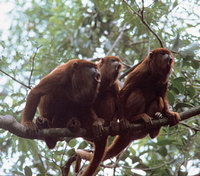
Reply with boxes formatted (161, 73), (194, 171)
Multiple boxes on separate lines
(76, 56), (123, 176)
(102, 48), (181, 160)
(21, 59), (104, 149)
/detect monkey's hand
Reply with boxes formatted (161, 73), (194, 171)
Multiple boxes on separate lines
(119, 118), (130, 131)
(66, 118), (81, 132)
(165, 111), (180, 126)
(22, 121), (38, 132)
(154, 112), (163, 119)
(92, 118), (104, 137)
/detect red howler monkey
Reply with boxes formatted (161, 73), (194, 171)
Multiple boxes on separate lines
(21, 59), (104, 149)
(102, 48), (181, 160)
(76, 56), (123, 176)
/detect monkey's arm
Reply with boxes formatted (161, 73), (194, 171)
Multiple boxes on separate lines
(21, 69), (65, 130)
(161, 84), (181, 126)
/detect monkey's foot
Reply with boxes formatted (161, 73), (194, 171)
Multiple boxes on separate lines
(35, 116), (50, 129)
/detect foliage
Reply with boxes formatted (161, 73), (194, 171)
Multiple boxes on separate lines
(0, 0), (200, 175)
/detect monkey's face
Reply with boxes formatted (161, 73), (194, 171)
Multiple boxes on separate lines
(71, 61), (101, 106)
(98, 56), (123, 86)
(149, 49), (174, 74)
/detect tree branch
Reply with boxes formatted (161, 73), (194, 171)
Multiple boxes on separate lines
(0, 69), (31, 89)
(106, 23), (127, 56)
(122, 0), (164, 48)
(119, 60), (143, 80)
(0, 106), (200, 140)
(28, 45), (42, 87)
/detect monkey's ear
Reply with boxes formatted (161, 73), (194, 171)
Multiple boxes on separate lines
(99, 58), (104, 67)
(72, 62), (78, 71)
(149, 52), (153, 61)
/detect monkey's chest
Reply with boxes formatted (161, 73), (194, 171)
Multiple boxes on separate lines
(94, 95), (116, 121)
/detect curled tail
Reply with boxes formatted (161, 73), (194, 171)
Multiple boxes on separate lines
(80, 136), (107, 176)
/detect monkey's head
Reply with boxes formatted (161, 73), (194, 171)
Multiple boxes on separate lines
(98, 56), (123, 87)
(148, 48), (174, 75)
(69, 60), (100, 106)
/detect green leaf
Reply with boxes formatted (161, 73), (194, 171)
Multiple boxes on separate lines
(78, 141), (88, 149)
(13, 171), (24, 176)
(187, 86), (196, 98)
(157, 146), (168, 157)
(167, 91), (175, 105)
(175, 102), (193, 110)
(0, 40), (5, 48)
(172, 81), (184, 93)
(121, 150), (130, 160)
(68, 139), (77, 147)
(129, 147), (136, 156)
(24, 166), (32, 176)
(67, 148), (75, 157)
(173, 77), (186, 82)
(191, 59), (199, 69)
(157, 139), (176, 146)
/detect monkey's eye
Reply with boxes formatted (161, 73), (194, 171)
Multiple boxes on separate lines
(149, 52), (153, 58)
(160, 52), (166, 56)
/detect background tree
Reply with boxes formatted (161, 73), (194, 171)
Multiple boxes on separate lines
(0, 0), (200, 175)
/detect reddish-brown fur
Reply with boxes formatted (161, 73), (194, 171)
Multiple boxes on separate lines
(21, 59), (103, 149)
(102, 48), (181, 160)
(76, 56), (123, 176)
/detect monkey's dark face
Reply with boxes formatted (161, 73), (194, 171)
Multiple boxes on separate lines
(98, 56), (123, 86)
(88, 66), (101, 84)
(70, 61), (100, 106)
(149, 49), (174, 74)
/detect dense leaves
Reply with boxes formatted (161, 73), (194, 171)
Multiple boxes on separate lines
(0, 0), (200, 175)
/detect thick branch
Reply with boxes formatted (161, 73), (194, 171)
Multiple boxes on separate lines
(0, 115), (87, 140)
(0, 106), (200, 140)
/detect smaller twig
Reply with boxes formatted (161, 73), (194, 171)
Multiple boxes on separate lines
(122, 0), (141, 16)
(141, 0), (145, 12)
(60, 142), (68, 166)
(179, 121), (200, 132)
(119, 60), (143, 80)
(106, 23), (127, 56)
(122, 62), (131, 69)
(140, 0), (164, 48)
(129, 40), (148, 46)
(88, 57), (103, 62)
(122, 0), (164, 48)
(0, 69), (31, 89)
(102, 149), (128, 169)
(61, 154), (77, 176)
(28, 46), (41, 87)
(141, 159), (179, 171)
